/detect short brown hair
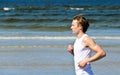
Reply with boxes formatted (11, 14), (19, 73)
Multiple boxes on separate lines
(73, 14), (89, 33)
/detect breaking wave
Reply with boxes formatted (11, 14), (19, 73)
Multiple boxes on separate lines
(0, 36), (119, 40)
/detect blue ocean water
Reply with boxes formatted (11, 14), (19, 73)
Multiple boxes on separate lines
(0, 0), (120, 34)
(0, 0), (120, 75)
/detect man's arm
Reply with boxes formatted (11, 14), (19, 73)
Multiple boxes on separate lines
(86, 37), (106, 62)
(78, 36), (106, 68)
(68, 45), (74, 55)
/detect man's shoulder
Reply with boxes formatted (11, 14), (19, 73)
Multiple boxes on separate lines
(83, 35), (93, 43)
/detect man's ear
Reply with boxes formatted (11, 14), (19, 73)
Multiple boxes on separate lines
(78, 24), (82, 30)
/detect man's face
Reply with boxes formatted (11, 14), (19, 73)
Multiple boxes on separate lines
(71, 20), (82, 34)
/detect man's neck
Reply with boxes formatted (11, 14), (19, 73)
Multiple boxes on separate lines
(77, 32), (85, 39)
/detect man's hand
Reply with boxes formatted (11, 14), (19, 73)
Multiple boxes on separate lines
(78, 59), (88, 68)
(67, 45), (74, 55)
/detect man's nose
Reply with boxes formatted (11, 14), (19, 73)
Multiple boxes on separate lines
(70, 26), (72, 29)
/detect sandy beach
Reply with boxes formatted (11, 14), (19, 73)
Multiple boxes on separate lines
(0, 37), (120, 75)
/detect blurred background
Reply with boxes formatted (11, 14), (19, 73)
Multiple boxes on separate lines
(0, 0), (120, 75)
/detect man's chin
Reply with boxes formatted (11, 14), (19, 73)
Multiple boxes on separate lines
(72, 32), (76, 34)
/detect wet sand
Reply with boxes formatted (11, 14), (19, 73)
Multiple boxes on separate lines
(0, 39), (120, 75)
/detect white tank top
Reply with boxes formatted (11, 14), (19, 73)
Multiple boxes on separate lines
(74, 34), (92, 71)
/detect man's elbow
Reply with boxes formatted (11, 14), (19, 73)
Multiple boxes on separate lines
(101, 51), (106, 57)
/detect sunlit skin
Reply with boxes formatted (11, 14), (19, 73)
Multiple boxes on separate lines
(71, 20), (83, 35)
(68, 20), (106, 68)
